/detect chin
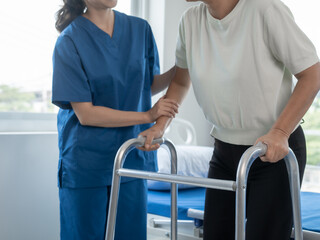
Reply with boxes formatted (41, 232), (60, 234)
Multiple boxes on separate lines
(100, 0), (117, 8)
(110, 0), (118, 8)
(107, 0), (117, 8)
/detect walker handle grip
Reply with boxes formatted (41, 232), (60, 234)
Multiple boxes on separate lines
(136, 135), (165, 147)
(255, 141), (268, 156)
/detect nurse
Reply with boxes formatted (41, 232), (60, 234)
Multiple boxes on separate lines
(52, 0), (178, 239)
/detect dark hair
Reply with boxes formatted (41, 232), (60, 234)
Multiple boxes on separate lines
(55, 0), (86, 33)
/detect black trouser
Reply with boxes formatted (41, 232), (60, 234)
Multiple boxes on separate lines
(203, 126), (306, 240)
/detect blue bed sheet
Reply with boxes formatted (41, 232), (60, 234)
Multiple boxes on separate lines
(301, 192), (320, 233)
(147, 188), (320, 233)
(148, 188), (205, 221)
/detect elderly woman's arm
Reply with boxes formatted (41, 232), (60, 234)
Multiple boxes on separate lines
(139, 66), (191, 150)
(256, 62), (320, 162)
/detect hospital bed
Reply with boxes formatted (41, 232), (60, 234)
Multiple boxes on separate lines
(106, 118), (320, 240)
(147, 188), (320, 240)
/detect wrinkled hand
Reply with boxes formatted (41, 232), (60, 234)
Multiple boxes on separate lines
(147, 96), (179, 123)
(255, 128), (289, 163)
(137, 124), (165, 151)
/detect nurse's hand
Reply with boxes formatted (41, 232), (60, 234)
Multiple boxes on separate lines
(147, 96), (179, 123)
(138, 124), (165, 151)
(255, 128), (289, 163)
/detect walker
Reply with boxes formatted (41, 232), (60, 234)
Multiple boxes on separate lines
(105, 136), (303, 240)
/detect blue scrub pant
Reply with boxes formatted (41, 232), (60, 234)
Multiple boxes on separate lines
(59, 179), (147, 240)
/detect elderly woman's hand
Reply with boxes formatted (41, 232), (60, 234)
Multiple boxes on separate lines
(137, 124), (165, 151)
(255, 128), (290, 163)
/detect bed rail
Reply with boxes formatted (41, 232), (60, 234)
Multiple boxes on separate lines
(105, 137), (303, 240)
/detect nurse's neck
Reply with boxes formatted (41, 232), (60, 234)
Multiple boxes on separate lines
(83, 7), (115, 37)
(206, 0), (240, 20)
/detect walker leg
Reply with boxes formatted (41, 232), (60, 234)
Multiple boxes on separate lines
(167, 139), (178, 240)
(235, 144), (303, 240)
(235, 144), (264, 240)
(105, 173), (121, 240)
(105, 137), (167, 240)
(284, 152), (303, 240)
(171, 182), (178, 240)
(235, 184), (246, 240)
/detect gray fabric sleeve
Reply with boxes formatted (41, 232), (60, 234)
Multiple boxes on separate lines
(175, 15), (189, 69)
(263, 0), (319, 75)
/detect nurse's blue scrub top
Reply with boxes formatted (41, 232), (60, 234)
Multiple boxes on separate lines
(52, 11), (160, 188)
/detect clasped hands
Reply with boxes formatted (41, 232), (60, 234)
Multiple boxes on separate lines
(140, 96), (179, 151)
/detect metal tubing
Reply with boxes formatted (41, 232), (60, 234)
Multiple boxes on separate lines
(235, 142), (267, 240)
(105, 137), (175, 240)
(117, 168), (236, 191)
(235, 142), (303, 240)
(106, 138), (302, 240)
(285, 150), (303, 240)
(166, 140), (178, 240)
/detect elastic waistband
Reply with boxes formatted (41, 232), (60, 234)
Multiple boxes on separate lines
(210, 126), (270, 146)
(211, 125), (303, 146)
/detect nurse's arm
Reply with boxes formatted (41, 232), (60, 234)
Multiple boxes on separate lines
(71, 97), (179, 128)
(139, 66), (191, 150)
(151, 66), (176, 95)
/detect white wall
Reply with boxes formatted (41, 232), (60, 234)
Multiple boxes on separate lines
(148, 0), (165, 71)
(0, 132), (60, 240)
(148, 0), (214, 147)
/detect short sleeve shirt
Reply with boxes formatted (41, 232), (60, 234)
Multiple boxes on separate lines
(52, 11), (160, 188)
(175, 0), (319, 145)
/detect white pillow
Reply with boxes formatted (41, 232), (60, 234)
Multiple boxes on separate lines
(148, 145), (213, 190)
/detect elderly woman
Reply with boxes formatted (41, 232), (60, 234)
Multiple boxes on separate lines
(140, 0), (320, 239)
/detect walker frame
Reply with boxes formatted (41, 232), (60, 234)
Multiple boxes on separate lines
(105, 137), (303, 240)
